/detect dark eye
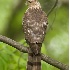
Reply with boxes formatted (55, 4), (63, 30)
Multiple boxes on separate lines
(28, 1), (31, 3)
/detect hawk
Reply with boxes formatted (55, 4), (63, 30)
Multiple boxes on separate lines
(22, 0), (48, 70)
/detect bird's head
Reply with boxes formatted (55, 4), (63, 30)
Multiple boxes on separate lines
(26, 0), (41, 9)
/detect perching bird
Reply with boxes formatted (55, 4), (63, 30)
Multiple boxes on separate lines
(22, 0), (48, 70)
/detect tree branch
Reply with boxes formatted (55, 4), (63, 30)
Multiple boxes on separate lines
(41, 53), (68, 70)
(0, 35), (68, 70)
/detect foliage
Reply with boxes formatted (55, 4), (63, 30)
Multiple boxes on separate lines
(0, 0), (68, 70)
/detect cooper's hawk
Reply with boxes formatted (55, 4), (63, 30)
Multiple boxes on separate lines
(22, 0), (48, 70)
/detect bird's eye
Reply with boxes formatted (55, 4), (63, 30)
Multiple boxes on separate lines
(28, 1), (32, 3)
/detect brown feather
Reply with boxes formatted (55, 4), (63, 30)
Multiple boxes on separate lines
(22, 0), (48, 70)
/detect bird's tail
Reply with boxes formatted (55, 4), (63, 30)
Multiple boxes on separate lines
(31, 43), (41, 70)
(32, 53), (41, 70)
(27, 43), (41, 70)
(27, 47), (33, 70)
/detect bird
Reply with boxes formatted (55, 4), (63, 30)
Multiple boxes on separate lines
(22, 0), (48, 70)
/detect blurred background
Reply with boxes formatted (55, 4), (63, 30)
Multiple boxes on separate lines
(0, 0), (69, 70)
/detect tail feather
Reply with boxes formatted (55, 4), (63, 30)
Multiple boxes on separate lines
(31, 43), (41, 70)
(27, 43), (41, 70)
(27, 48), (33, 70)
(32, 54), (41, 70)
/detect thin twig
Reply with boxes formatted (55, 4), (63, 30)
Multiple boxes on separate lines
(47, 0), (58, 16)
(0, 35), (68, 70)
(47, 7), (57, 33)
(18, 52), (23, 70)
